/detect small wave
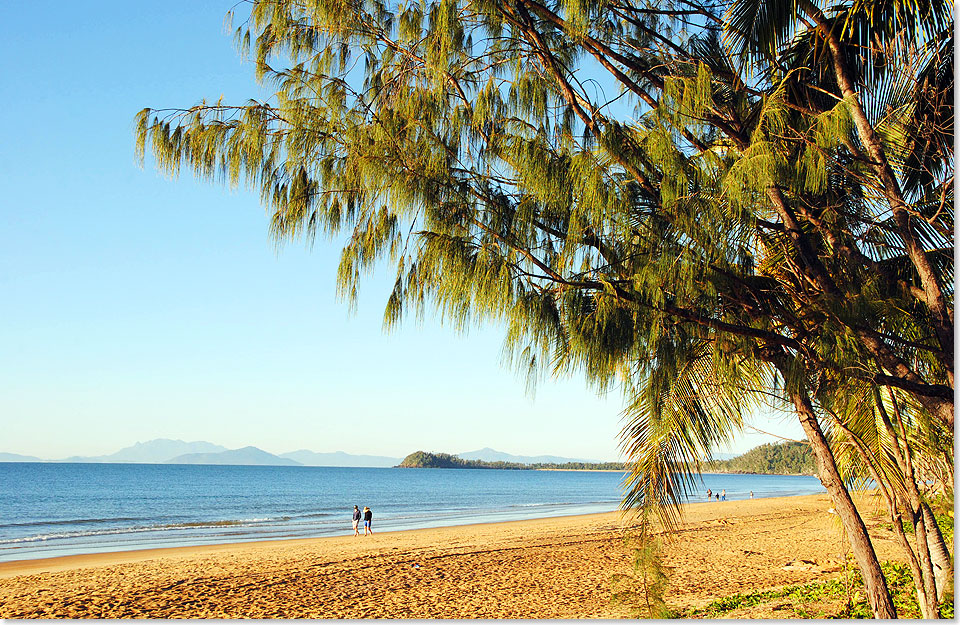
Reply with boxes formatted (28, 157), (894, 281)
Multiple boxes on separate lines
(506, 501), (618, 510)
(166, 520), (244, 528)
(0, 526), (172, 544)
(0, 517), (289, 545)
(0, 517), (144, 529)
(511, 502), (573, 508)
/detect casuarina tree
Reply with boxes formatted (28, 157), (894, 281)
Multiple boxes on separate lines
(137, 0), (953, 617)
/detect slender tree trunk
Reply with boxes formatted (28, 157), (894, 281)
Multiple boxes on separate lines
(823, 408), (935, 615)
(872, 388), (941, 616)
(922, 502), (953, 600)
(889, 506), (931, 617)
(803, 5), (954, 386)
(911, 506), (941, 617)
(886, 389), (942, 615)
(789, 390), (897, 618)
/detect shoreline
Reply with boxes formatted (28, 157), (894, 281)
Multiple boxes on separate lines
(534, 467), (624, 472)
(0, 487), (824, 570)
(0, 510), (625, 579)
(0, 491), (905, 618)
(0, 510), (624, 579)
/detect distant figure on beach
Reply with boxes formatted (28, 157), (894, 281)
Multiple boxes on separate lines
(706, 488), (712, 500)
(721, 489), (726, 501)
(750, 491), (754, 499)
(352, 505), (361, 536)
(363, 506), (373, 535)
(715, 493), (719, 501)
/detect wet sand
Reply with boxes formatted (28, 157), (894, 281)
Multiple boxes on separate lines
(0, 491), (906, 618)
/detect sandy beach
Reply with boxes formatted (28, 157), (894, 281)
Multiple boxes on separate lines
(0, 491), (907, 618)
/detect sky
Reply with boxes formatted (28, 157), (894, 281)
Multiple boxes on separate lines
(0, 1), (806, 461)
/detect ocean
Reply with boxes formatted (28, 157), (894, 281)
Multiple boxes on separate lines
(0, 463), (825, 562)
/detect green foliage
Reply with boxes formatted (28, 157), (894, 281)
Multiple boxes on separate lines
(396, 451), (470, 468)
(926, 494), (955, 546)
(881, 506), (955, 552)
(706, 441), (815, 475)
(537, 461), (628, 471)
(136, 1), (953, 577)
(683, 559), (927, 619)
(396, 450), (626, 471)
(611, 534), (674, 618)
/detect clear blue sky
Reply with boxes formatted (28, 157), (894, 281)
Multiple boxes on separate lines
(0, 1), (805, 461)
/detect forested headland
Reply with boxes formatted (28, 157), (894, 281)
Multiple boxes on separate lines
(705, 442), (814, 475)
(398, 443), (814, 474)
(396, 451), (626, 471)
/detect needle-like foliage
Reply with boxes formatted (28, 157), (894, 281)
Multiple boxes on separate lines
(137, 1), (952, 616)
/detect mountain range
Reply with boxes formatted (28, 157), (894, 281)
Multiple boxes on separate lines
(0, 439), (401, 467)
(1, 440), (690, 467)
(167, 446), (301, 466)
(59, 439), (228, 464)
(456, 447), (600, 464)
(280, 449), (411, 467)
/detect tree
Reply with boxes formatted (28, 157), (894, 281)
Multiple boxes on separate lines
(825, 381), (954, 617)
(137, 0), (953, 617)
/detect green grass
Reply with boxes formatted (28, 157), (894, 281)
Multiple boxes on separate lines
(680, 559), (953, 619)
(616, 508), (955, 619)
(881, 511), (954, 547)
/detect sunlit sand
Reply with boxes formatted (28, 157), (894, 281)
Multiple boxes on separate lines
(0, 492), (905, 618)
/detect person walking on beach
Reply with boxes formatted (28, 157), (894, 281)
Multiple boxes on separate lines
(750, 491), (754, 499)
(363, 506), (373, 536)
(715, 493), (719, 501)
(706, 488), (712, 500)
(352, 505), (361, 536)
(721, 489), (726, 501)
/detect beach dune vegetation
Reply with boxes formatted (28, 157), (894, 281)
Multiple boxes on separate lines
(136, 0), (953, 617)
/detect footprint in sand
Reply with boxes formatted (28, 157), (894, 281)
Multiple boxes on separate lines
(781, 559), (820, 571)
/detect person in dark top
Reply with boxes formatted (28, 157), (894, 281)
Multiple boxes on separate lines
(363, 506), (373, 536)
(706, 488), (712, 500)
(352, 505), (361, 536)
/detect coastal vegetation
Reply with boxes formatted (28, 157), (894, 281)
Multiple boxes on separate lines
(397, 450), (626, 471)
(137, 0), (953, 617)
(401, 441), (813, 473)
(681, 559), (954, 619)
(706, 442), (814, 475)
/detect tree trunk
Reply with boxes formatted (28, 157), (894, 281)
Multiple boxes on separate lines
(872, 388), (941, 617)
(790, 390), (897, 618)
(911, 506), (941, 618)
(922, 502), (953, 600)
(804, 5), (954, 384)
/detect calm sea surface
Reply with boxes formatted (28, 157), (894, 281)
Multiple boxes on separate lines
(0, 463), (825, 562)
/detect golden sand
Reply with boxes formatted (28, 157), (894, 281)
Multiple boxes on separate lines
(0, 492), (906, 618)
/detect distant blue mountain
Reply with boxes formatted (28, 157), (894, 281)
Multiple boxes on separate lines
(56, 439), (228, 464)
(280, 450), (400, 467)
(0, 452), (43, 462)
(1, 438), (400, 467)
(166, 446), (301, 466)
(458, 447), (603, 465)
(106, 439), (227, 463)
(2, 440), (622, 468)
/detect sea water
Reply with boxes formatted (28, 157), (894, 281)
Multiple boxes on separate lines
(0, 463), (825, 562)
